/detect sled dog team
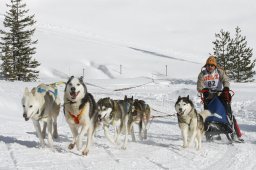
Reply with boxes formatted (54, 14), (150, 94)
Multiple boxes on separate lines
(21, 76), (151, 155)
(21, 76), (222, 155)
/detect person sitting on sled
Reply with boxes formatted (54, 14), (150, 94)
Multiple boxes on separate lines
(197, 55), (244, 142)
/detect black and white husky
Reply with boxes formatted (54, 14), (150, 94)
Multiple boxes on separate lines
(175, 96), (211, 150)
(63, 76), (98, 156)
(22, 83), (60, 148)
(97, 96), (132, 149)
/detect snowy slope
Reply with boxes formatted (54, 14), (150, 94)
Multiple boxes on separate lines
(1, 0), (256, 80)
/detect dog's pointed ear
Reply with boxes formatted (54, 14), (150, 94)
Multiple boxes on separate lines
(79, 76), (83, 81)
(131, 96), (133, 100)
(187, 95), (189, 100)
(31, 87), (36, 96)
(178, 96), (181, 100)
(68, 75), (74, 80)
(97, 98), (102, 105)
(24, 87), (29, 95)
(108, 97), (112, 105)
(124, 95), (127, 100)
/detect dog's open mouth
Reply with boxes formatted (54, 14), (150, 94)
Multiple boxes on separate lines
(98, 117), (102, 122)
(177, 110), (185, 116)
(23, 113), (30, 121)
(70, 91), (80, 99)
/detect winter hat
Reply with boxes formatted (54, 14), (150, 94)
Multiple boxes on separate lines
(205, 56), (217, 67)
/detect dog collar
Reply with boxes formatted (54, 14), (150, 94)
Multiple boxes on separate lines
(67, 99), (77, 104)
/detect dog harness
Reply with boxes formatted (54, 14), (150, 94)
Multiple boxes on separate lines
(68, 106), (86, 124)
(37, 87), (58, 98)
(177, 108), (200, 129)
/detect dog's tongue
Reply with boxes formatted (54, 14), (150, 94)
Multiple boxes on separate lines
(70, 92), (76, 98)
(70, 91), (79, 99)
(178, 111), (184, 116)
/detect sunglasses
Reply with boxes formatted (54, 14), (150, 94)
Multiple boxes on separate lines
(206, 64), (215, 67)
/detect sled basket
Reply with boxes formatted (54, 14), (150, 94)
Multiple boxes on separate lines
(205, 96), (231, 126)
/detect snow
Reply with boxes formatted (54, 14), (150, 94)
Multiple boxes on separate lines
(0, 0), (256, 169)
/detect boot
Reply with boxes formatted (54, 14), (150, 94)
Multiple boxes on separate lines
(232, 134), (244, 143)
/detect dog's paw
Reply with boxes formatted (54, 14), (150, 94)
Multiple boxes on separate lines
(182, 144), (188, 148)
(121, 145), (127, 150)
(82, 149), (89, 156)
(114, 140), (121, 145)
(39, 143), (46, 148)
(53, 132), (58, 139)
(143, 134), (148, 140)
(68, 143), (75, 150)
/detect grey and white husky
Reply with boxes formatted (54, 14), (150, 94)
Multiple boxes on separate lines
(175, 95), (211, 150)
(21, 83), (60, 147)
(63, 76), (98, 156)
(97, 96), (132, 149)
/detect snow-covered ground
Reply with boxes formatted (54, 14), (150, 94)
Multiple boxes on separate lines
(0, 80), (256, 170)
(0, 0), (256, 169)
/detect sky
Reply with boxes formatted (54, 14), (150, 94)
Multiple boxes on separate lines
(0, 0), (256, 169)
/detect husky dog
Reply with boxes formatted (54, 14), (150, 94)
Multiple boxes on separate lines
(97, 96), (132, 149)
(128, 98), (151, 141)
(63, 76), (98, 156)
(175, 95), (211, 150)
(21, 83), (60, 147)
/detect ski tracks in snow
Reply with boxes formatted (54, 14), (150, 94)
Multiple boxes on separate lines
(0, 142), (17, 170)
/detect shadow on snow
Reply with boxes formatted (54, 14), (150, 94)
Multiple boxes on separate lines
(0, 135), (38, 148)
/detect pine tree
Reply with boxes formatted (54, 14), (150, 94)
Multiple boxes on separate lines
(230, 27), (255, 82)
(212, 29), (232, 75)
(0, 0), (40, 81)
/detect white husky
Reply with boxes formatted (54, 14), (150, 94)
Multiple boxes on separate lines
(175, 95), (211, 150)
(63, 76), (98, 156)
(21, 83), (60, 147)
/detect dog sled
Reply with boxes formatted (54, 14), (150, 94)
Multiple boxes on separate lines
(200, 89), (235, 142)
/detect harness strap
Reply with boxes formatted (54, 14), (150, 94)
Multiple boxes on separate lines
(69, 106), (86, 124)
(49, 81), (66, 86)
(177, 114), (191, 127)
(66, 99), (77, 105)
(177, 108), (197, 128)
(37, 87), (58, 98)
(49, 89), (58, 98)
(37, 87), (46, 93)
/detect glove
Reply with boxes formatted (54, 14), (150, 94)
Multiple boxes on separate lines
(222, 87), (231, 103)
(223, 87), (230, 92)
(202, 88), (209, 99)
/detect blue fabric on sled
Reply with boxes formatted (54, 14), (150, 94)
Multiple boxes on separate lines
(205, 96), (229, 124)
